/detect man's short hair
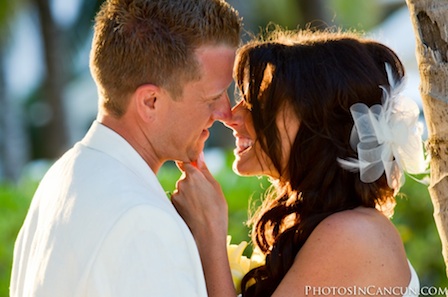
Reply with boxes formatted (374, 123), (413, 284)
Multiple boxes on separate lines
(90, 0), (241, 117)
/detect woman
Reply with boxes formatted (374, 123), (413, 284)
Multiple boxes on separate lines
(172, 28), (426, 297)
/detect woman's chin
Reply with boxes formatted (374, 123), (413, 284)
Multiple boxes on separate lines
(232, 153), (278, 178)
(232, 160), (256, 177)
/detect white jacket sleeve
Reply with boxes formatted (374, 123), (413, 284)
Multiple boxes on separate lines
(85, 204), (206, 297)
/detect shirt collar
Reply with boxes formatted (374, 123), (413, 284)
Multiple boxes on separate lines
(80, 120), (167, 198)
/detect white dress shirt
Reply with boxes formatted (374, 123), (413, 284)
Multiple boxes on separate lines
(10, 121), (207, 297)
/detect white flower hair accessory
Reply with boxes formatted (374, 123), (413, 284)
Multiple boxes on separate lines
(338, 63), (427, 192)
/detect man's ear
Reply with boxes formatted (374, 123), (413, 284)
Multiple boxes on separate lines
(134, 84), (160, 123)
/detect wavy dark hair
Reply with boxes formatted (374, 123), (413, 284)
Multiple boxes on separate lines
(234, 29), (405, 297)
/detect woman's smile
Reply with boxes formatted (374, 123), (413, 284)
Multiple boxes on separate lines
(234, 135), (254, 155)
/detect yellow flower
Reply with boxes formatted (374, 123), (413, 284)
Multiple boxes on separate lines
(226, 236), (265, 294)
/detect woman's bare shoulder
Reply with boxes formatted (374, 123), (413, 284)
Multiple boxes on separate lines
(305, 207), (407, 268)
(272, 207), (411, 296)
(313, 207), (396, 244)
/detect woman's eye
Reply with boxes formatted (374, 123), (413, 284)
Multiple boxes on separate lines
(242, 98), (252, 110)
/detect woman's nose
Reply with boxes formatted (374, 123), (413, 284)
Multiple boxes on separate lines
(221, 101), (245, 129)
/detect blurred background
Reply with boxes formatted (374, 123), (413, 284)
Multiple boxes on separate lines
(0, 0), (446, 295)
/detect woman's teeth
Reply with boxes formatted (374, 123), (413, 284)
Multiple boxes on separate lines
(236, 138), (253, 153)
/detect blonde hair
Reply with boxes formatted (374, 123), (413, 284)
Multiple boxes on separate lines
(90, 0), (241, 117)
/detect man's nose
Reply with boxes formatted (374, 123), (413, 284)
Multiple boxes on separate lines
(212, 93), (232, 122)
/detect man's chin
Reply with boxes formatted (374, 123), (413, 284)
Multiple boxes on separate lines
(186, 148), (203, 163)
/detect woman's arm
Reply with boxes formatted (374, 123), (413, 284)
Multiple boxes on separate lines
(172, 154), (237, 297)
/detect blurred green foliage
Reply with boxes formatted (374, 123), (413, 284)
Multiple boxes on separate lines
(0, 179), (38, 297)
(0, 150), (446, 296)
(330, 0), (381, 31)
(394, 177), (448, 288)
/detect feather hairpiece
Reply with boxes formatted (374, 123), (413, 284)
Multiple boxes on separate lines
(338, 63), (427, 193)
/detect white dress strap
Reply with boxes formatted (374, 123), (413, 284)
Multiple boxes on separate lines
(404, 260), (420, 297)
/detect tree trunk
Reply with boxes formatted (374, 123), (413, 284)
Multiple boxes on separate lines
(0, 51), (30, 182)
(33, 0), (68, 158)
(0, 0), (31, 182)
(406, 0), (448, 280)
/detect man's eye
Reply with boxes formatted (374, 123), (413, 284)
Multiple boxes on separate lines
(212, 94), (223, 101)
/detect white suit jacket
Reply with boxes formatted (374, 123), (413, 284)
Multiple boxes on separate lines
(10, 121), (207, 297)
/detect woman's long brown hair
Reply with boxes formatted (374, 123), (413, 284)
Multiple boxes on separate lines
(234, 29), (405, 297)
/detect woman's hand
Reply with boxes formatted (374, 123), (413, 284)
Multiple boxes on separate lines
(172, 153), (236, 297)
(171, 152), (228, 243)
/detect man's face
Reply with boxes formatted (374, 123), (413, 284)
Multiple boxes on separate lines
(153, 44), (235, 163)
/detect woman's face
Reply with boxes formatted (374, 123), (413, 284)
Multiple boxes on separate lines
(223, 100), (300, 179)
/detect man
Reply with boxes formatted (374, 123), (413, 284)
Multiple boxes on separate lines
(10, 0), (241, 296)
